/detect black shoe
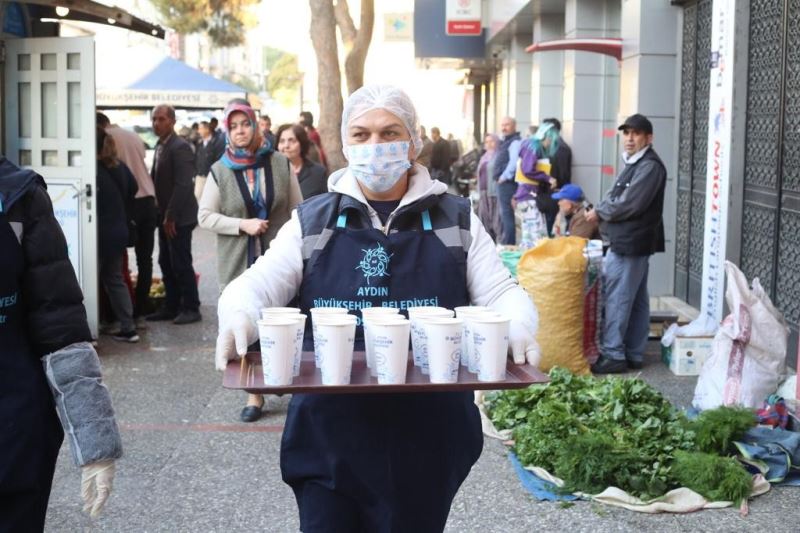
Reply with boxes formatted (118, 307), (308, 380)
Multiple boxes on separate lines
(111, 330), (140, 343)
(173, 310), (202, 325)
(240, 405), (262, 423)
(591, 356), (629, 374)
(147, 309), (177, 321)
(627, 360), (644, 370)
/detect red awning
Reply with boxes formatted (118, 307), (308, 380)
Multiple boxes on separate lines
(525, 38), (623, 60)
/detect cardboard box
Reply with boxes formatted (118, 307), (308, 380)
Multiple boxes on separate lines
(661, 336), (714, 376)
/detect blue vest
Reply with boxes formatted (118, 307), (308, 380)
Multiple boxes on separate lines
(280, 190), (483, 530)
(295, 191), (473, 347)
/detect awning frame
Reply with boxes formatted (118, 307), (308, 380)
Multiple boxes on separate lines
(525, 37), (623, 61)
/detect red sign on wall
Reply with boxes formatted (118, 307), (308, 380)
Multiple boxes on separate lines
(447, 20), (481, 35)
(446, 0), (482, 36)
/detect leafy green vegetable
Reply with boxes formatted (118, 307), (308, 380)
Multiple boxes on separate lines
(689, 406), (756, 455)
(671, 451), (752, 505)
(484, 368), (705, 499)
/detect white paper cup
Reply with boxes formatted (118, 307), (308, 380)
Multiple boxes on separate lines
(310, 307), (350, 368)
(408, 307), (454, 374)
(363, 312), (403, 378)
(274, 313), (307, 377)
(260, 306), (301, 319)
(256, 318), (297, 386)
(422, 317), (463, 384)
(470, 315), (511, 382)
(454, 308), (499, 372)
(315, 317), (356, 385)
(369, 319), (411, 384)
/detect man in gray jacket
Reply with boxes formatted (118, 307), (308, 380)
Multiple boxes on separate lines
(585, 114), (667, 374)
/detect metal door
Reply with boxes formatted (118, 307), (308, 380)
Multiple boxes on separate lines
(675, 0), (712, 308)
(4, 36), (98, 336)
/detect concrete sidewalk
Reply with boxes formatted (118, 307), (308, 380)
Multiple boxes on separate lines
(45, 229), (800, 532)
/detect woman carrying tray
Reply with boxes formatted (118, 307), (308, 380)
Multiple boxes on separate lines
(215, 85), (539, 532)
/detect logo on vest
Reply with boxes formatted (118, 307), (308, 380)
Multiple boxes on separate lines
(356, 243), (392, 285)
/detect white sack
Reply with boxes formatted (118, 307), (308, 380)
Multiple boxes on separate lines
(693, 261), (789, 410)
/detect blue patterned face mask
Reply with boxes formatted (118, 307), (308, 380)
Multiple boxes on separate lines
(345, 141), (412, 193)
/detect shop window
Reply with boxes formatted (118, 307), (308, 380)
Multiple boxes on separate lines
(42, 150), (58, 166)
(41, 82), (57, 138)
(68, 82), (81, 139)
(18, 82), (30, 138)
(41, 53), (57, 70)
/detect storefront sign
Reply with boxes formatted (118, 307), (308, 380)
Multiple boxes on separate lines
(96, 89), (244, 109)
(700, 0), (735, 323)
(446, 0), (481, 36)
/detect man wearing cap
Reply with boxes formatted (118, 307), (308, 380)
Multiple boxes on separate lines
(552, 184), (599, 240)
(585, 114), (667, 374)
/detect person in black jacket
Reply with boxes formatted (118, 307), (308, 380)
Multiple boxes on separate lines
(97, 126), (139, 342)
(0, 158), (122, 529)
(429, 127), (452, 185)
(586, 114), (667, 374)
(149, 104), (202, 324)
(276, 123), (326, 198)
(540, 118), (572, 233)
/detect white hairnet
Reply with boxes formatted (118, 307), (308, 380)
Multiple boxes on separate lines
(341, 84), (423, 159)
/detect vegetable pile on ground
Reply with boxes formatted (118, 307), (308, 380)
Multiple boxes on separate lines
(485, 368), (756, 503)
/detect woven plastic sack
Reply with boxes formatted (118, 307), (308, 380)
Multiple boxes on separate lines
(693, 261), (789, 410)
(583, 241), (604, 364)
(518, 236), (589, 374)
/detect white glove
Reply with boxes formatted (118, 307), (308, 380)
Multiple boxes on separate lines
(489, 285), (540, 366)
(81, 460), (115, 518)
(215, 310), (258, 371)
(509, 317), (541, 367)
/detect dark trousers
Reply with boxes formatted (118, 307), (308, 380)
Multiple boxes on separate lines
(157, 220), (199, 314)
(133, 197), (157, 317)
(497, 180), (518, 245)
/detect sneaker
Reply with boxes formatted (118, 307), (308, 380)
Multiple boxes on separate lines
(112, 330), (140, 343)
(591, 356), (628, 374)
(173, 310), (202, 325)
(147, 309), (178, 321)
(627, 360), (644, 370)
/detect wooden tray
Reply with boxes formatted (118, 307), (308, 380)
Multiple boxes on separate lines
(223, 351), (549, 394)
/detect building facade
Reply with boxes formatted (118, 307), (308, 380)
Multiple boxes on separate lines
(415, 0), (800, 357)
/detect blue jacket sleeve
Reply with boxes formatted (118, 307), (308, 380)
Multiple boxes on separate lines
(500, 140), (521, 182)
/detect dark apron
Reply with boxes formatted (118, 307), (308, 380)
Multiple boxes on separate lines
(0, 213), (64, 533)
(281, 201), (483, 532)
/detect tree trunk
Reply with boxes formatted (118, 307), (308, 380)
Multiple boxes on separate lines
(335, 0), (375, 95)
(309, 0), (346, 171)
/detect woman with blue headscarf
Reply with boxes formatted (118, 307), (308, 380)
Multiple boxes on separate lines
(198, 98), (302, 422)
(214, 85), (539, 531)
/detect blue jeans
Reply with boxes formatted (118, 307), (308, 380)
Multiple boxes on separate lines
(497, 180), (518, 245)
(602, 250), (650, 363)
